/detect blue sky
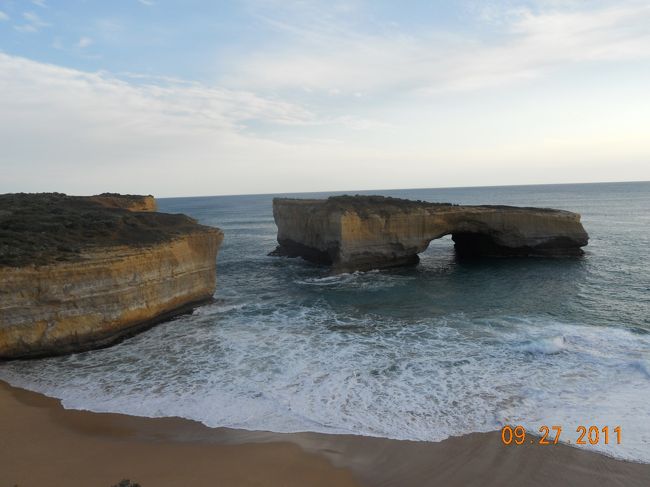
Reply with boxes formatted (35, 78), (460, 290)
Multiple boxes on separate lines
(1, 0), (649, 196)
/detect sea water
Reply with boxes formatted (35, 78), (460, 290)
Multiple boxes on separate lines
(1, 182), (649, 462)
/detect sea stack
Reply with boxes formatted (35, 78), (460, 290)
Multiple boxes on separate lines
(271, 195), (589, 271)
(0, 193), (223, 359)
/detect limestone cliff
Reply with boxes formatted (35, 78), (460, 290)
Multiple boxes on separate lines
(271, 195), (589, 271)
(88, 193), (157, 212)
(0, 193), (223, 359)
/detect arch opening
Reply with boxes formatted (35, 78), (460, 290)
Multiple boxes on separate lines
(451, 232), (512, 257)
(420, 232), (509, 259)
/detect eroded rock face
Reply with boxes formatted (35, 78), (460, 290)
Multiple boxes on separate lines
(271, 195), (589, 271)
(0, 193), (223, 359)
(88, 193), (157, 212)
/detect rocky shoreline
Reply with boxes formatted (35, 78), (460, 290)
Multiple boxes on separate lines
(1, 192), (591, 357)
(0, 193), (223, 359)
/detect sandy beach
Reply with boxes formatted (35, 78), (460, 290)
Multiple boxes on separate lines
(2, 380), (649, 487)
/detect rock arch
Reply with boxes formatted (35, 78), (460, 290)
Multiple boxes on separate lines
(270, 195), (588, 272)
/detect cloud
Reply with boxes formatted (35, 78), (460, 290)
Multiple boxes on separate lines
(0, 53), (346, 196)
(0, 54), (317, 133)
(223, 1), (650, 95)
(138, 0), (155, 6)
(77, 36), (93, 48)
(15, 11), (50, 32)
(1, 2), (649, 196)
(23, 11), (48, 25)
(2, 47), (648, 197)
(32, 0), (47, 7)
(14, 24), (37, 33)
(0, 11), (9, 21)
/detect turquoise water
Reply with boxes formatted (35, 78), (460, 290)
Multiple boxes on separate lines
(2, 182), (649, 461)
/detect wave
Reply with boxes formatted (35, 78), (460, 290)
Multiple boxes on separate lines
(193, 302), (248, 315)
(628, 360), (650, 379)
(295, 270), (380, 285)
(294, 270), (417, 290)
(516, 336), (567, 354)
(1, 314), (649, 464)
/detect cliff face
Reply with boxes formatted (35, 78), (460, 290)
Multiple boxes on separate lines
(88, 193), (157, 212)
(271, 196), (589, 271)
(0, 193), (223, 359)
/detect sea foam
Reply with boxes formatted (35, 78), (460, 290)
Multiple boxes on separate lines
(2, 184), (650, 464)
(1, 312), (649, 463)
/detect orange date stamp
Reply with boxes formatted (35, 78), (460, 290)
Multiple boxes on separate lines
(501, 425), (622, 446)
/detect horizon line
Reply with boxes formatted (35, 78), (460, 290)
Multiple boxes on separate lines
(154, 178), (650, 200)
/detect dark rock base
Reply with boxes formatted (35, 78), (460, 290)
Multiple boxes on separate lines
(452, 233), (585, 257)
(269, 239), (335, 265)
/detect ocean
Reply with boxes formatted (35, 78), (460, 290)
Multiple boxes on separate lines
(1, 181), (649, 462)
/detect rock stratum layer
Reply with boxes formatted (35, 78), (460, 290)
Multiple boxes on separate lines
(0, 193), (223, 359)
(87, 193), (157, 212)
(271, 195), (588, 271)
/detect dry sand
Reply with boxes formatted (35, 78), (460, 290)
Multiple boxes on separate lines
(1, 380), (649, 487)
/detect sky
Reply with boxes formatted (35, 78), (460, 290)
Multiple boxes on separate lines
(1, 0), (649, 197)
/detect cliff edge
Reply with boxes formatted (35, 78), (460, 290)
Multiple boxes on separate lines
(88, 193), (157, 212)
(0, 193), (223, 359)
(271, 195), (588, 271)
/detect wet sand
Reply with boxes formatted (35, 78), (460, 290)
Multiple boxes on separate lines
(1, 380), (649, 487)
(0, 381), (360, 487)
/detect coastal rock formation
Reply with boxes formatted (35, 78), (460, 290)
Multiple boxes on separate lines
(271, 195), (589, 271)
(88, 193), (157, 212)
(0, 193), (223, 359)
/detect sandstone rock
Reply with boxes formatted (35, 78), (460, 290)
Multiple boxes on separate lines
(0, 193), (223, 359)
(271, 195), (589, 271)
(88, 193), (157, 212)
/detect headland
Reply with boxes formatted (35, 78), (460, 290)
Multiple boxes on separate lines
(0, 193), (223, 359)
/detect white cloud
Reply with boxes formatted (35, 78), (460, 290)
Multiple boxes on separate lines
(15, 11), (50, 32)
(2, 2), (650, 196)
(32, 0), (47, 7)
(224, 1), (650, 95)
(138, 0), (155, 6)
(1, 49), (648, 197)
(0, 54), (317, 132)
(0, 11), (9, 21)
(14, 24), (37, 33)
(0, 53), (345, 196)
(23, 11), (48, 25)
(77, 36), (93, 48)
